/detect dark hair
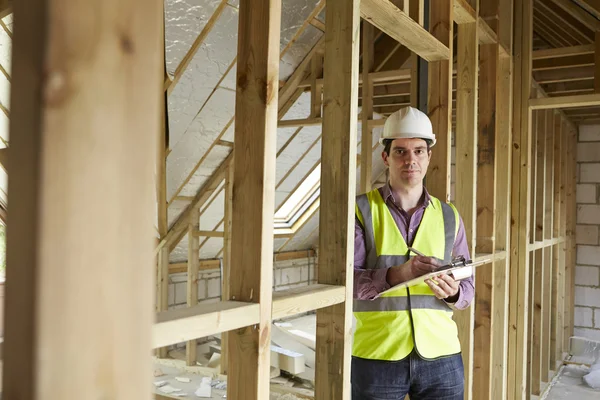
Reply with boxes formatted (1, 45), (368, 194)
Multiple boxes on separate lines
(382, 138), (432, 155)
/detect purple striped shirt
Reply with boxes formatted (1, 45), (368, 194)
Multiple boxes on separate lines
(354, 184), (474, 310)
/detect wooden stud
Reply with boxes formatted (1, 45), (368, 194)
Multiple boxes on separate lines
(559, 120), (569, 353)
(226, 0), (280, 398)
(157, 247), (170, 358)
(474, 43), (498, 400)
(454, 17), (478, 400)
(508, 0), (533, 398)
(454, 0), (477, 24)
(564, 125), (577, 351)
(220, 163), (233, 375)
(548, 0), (600, 31)
(311, 53), (323, 118)
(360, 0), (451, 61)
(361, 21), (374, 194)
(409, 0), (424, 108)
(530, 93), (600, 109)
(492, 50), (513, 400)
(186, 209), (200, 366)
(595, 32), (600, 93)
(550, 113), (562, 369)
(427, 0), (453, 202)
(2, 0), (162, 397)
(315, 0), (359, 398)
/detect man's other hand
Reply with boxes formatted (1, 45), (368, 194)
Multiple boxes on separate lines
(386, 256), (443, 287)
(425, 273), (460, 301)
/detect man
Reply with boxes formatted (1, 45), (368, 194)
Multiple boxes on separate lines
(352, 106), (474, 400)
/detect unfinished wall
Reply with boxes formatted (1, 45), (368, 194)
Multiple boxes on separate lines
(167, 255), (317, 309)
(574, 124), (600, 341)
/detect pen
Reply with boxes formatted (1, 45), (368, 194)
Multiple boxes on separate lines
(408, 247), (426, 257)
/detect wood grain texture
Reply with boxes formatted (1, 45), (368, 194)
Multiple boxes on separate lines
(508, 0), (533, 398)
(157, 247), (170, 358)
(550, 114), (562, 369)
(427, 0), (453, 202)
(2, 0), (162, 397)
(272, 284), (346, 319)
(226, 0), (280, 398)
(530, 93), (600, 109)
(220, 163), (233, 375)
(454, 0), (476, 24)
(454, 20), (478, 400)
(315, 0), (359, 398)
(361, 21), (374, 194)
(360, 0), (450, 61)
(186, 208), (200, 366)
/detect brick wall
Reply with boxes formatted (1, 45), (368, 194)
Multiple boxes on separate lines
(574, 124), (600, 341)
(167, 255), (317, 310)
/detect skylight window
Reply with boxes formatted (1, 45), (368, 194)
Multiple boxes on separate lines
(274, 164), (321, 229)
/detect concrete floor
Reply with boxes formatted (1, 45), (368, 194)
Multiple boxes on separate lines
(541, 364), (600, 400)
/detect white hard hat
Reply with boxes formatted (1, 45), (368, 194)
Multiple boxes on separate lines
(379, 106), (436, 147)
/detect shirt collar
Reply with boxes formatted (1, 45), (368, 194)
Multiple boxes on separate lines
(381, 182), (434, 209)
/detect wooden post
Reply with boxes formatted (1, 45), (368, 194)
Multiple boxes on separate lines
(157, 247), (170, 358)
(493, 50), (513, 400)
(474, 43), (497, 400)
(550, 113), (562, 369)
(186, 208), (200, 366)
(360, 21), (374, 194)
(2, 0), (162, 398)
(564, 125), (577, 351)
(594, 31), (600, 93)
(427, 0), (453, 201)
(220, 163), (233, 375)
(509, 0), (533, 398)
(409, 0), (424, 108)
(226, 0), (280, 398)
(454, 14), (478, 400)
(315, 0), (359, 398)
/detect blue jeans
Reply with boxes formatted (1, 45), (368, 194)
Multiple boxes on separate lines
(351, 352), (464, 400)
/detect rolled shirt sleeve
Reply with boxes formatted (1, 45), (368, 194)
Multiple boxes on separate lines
(354, 217), (391, 300)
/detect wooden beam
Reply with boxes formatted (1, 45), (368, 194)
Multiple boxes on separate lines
(360, 0), (450, 61)
(3, 0), (161, 397)
(153, 301), (260, 348)
(427, 0), (453, 201)
(186, 209), (200, 366)
(573, 0), (600, 19)
(509, 0), (533, 398)
(532, 54), (594, 71)
(454, 0), (476, 24)
(157, 247), (170, 358)
(595, 32), (600, 93)
(193, 230), (225, 238)
(361, 21), (374, 194)
(272, 284), (346, 320)
(548, 0), (600, 31)
(479, 17), (499, 44)
(0, 0), (11, 18)
(454, 18), (478, 400)
(530, 93), (600, 109)
(532, 44), (595, 60)
(226, 0), (279, 398)
(315, 0), (359, 397)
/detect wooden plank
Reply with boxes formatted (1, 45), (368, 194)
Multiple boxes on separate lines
(454, 19), (478, 400)
(454, 0), (476, 24)
(311, 53), (323, 118)
(157, 247), (170, 358)
(272, 284), (346, 320)
(479, 17), (499, 44)
(2, 0), (161, 396)
(409, 0), (423, 108)
(533, 44), (595, 60)
(153, 301), (260, 348)
(530, 93), (600, 109)
(193, 230), (225, 238)
(535, 1), (591, 45)
(360, 0), (450, 61)
(564, 125), (577, 351)
(559, 120), (568, 353)
(492, 50), (513, 400)
(508, 0), (533, 398)
(361, 21), (374, 194)
(315, 0), (359, 398)
(541, 109), (555, 384)
(186, 209), (200, 366)
(427, 0), (453, 202)
(220, 163), (233, 375)
(226, 0), (279, 398)
(474, 43), (498, 400)
(278, 117), (322, 128)
(550, 114), (562, 369)
(548, 0), (600, 31)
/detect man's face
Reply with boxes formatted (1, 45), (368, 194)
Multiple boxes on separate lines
(382, 138), (431, 187)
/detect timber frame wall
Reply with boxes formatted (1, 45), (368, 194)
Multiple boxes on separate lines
(1, 0), (588, 400)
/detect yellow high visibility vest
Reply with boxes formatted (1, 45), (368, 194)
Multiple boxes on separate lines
(353, 188), (462, 360)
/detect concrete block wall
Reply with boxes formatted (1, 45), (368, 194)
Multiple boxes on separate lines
(167, 255), (317, 310)
(574, 124), (600, 341)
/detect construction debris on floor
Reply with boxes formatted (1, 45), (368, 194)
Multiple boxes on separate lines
(153, 314), (317, 399)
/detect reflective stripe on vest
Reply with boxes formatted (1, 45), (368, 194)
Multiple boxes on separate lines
(353, 188), (462, 361)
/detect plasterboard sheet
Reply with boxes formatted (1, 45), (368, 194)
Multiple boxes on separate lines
(276, 139), (321, 194)
(220, 120), (235, 142)
(0, 167), (7, 207)
(167, 5), (239, 148)
(164, 0), (223, 76)
(280, 25), (322, 81)
(168, 202), (188, 228)
(227, 0), (239, 7)
(170, 234), (188, 262)
(276, 126), (320, 183)
(1, 14), (13, 33)
(167, 87), (235, 198)
(219, 64), (236, 91)
(277, 127), (300, 152)
(279, 210), (319, 251)
(0, 24), (11, 76)
(177, 145), (231, 197)
(0, 109), (8, 144)
(281, 0), (320, 51)
(0, 73), (9, 114)
(275, 191), (290, 212)
(199, 189), (225, 230)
